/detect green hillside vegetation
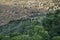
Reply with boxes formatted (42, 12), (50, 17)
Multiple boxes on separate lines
(0, 10), (60, 40)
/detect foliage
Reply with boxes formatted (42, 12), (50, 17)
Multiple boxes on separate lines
(42, 10), (60, 40)
(0, 10), (60, 40)
(0, 18), (49, 40)
(52, 36), (60, 40)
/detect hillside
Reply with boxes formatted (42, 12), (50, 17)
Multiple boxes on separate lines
(0, 0), (60, 40)
(0, 0), (60, 26)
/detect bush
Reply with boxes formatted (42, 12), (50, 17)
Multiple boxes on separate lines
(42, 10), (60, 39)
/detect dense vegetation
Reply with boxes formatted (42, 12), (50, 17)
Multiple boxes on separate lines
(0, 10), (60, 40)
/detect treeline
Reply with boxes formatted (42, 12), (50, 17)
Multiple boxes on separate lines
(0, 10), (60, 40)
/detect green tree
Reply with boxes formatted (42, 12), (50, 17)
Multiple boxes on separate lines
(52, 36), (60, 40)
(12, 35), (32, 40)
(2, 36), (11, 40)
(42, 10), (60, 40)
